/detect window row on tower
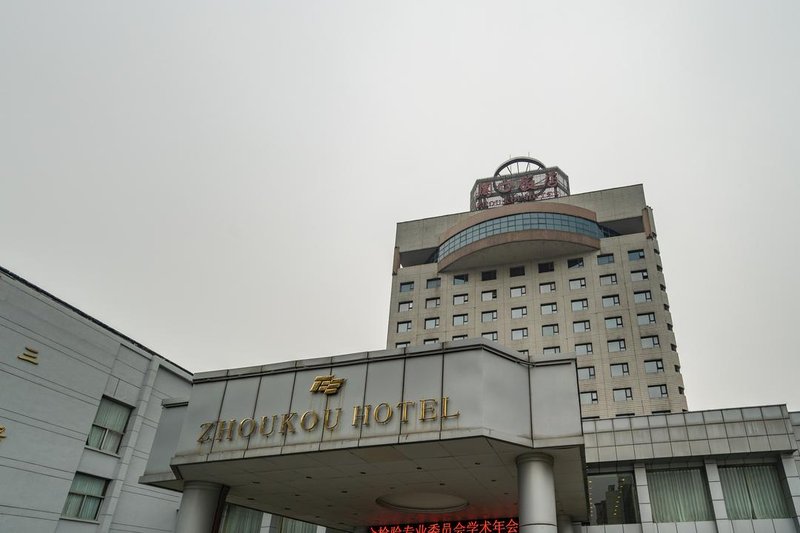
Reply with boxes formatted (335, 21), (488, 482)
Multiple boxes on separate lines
(396, 335), (676, 354)
(580, 383), (685, 405)
(399, 269), (659, 295)
(396, 315), (663, 333)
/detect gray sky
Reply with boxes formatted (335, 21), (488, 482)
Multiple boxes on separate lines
(2, 1), (799, 412)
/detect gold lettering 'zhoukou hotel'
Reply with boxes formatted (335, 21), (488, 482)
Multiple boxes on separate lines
(387, 157), (686, 419)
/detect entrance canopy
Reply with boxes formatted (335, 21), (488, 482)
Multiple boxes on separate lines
(141, 341), (588, 530)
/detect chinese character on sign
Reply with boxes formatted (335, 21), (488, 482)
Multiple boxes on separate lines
(506, 519), (518, 533)
(309, 375), (346, 395)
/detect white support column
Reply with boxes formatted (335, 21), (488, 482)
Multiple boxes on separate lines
(175, 481), (226, 533)
(517, 453), (557, 533)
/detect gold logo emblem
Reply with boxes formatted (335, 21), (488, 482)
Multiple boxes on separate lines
(310, 375), (346, 395)
(18, 346), (39, 365)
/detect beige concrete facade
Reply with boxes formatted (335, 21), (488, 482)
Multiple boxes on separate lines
(386, 184), (687, 419)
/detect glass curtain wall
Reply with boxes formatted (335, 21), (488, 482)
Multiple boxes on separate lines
(587, 472), (639, 524)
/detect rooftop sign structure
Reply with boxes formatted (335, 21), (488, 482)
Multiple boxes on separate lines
(470, 157), (570, 211)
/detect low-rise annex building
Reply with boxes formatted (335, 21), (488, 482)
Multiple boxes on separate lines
(0, 266), (192, 533)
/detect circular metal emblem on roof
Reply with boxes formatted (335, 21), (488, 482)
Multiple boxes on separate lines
(493, 157), (546, 177)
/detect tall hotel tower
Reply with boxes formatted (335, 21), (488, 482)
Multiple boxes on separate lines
(386, 158), (688, 419)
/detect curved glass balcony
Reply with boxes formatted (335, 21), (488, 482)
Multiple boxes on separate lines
(437, 212), (616, 262)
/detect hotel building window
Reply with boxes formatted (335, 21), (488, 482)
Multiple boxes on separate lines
(605, 316), (623, 329)
(62, 473), (108, 521)
(424, 317), (439, 329)
(452, 334), (467, 341)
(719, 465), (791, 519)
(602, 294), (620, 308)
(644, 359), (664, 373)
(511, 306), (527, 319)
(87, 397), (132, 453)
(280, 519), (318, 533)
(453, 293), (468, 305)
(541, 302), (557, 315)
(511, 328), (528, 340)
(397, 321), (411, 333)
(423, 339), (438, 345)
(542, 324), (559, 336)
(511, 286), (527, 297)
(220, 504), (264, 533)
(633, 290), (652, 303)
(577, 366), (595, 380)
(481, 310), (497, 322)
(571, 299), (589, 311)
(453, 274), (469, 285)
(567, 258), (584, 269)
(453, 314), (468, 326)
(600, 274), (617, 286)
(481, 289), (497, 301)
(481, 270), (497, 281)
(538, 261), (554, 273)
(482, 331), (498, 341)
(426, 297), (440, 309)
(631, 270), (649, 282)
(569, 278), (586, 290)
(648, 384), (669, 399)
(580, 391), (598, 405)
(608, 339), (626, 352)
(648, 468), (713, 522)
(628, 249), (645, 261)
(613, 388), (633, 401)
(641, 335), (660, 348)
(597, 253), (615, 265)
(575, 343), (593, 355)
(510, 265), (525, 277)
(573, 320), (591, 333)
(539, 282), (555, 293)
(610, 363), (630, 377)
(426, 278), (441, 289)
(543, 346), (561, 355)
(400, 281), (414, 292)
(638, 312), (656, 325)
(395, 342), (409, 348)
(398, 301), (413, 312)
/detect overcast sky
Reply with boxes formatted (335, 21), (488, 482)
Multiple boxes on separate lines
(1, 1), (798, 412)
